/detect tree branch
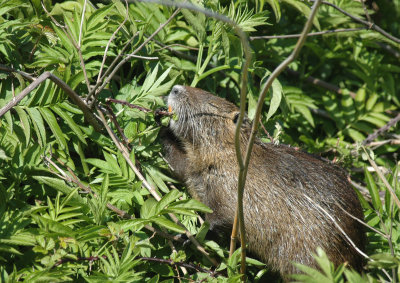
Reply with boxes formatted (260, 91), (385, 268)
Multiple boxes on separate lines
(250, 27), (367, 40)
(286, 68), (357, 99)
(313, 0), (400, 44)
(0, 71), (103, 132)
(362, 112), (400, 145)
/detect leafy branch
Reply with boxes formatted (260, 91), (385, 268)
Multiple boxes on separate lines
(0, 71), (103, 132)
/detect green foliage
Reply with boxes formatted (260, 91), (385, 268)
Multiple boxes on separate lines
(0, 0), (399, 281)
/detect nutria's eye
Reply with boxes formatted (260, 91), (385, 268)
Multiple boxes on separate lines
(233, 112), (240, 124)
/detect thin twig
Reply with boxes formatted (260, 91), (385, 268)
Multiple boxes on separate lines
(41, 1), (91, 92)
(377, 42), (400, 59)
(286, 68), (357, 99)
(154, 42), (200, 52)
(91, 7), (181, 104)
(313, 0), (400, 44)
(259, 119), (274, 143)
(335, 200), (386, 238)
(362, 112), (400, 145)
(363, 147), (400, 208)
(123, 54), (159, 60)
(0, 64), (35, 81)
(360, 0), (372, 23)
(106, 98), (152, 112)
(250, 27), (366, 40)
(140, 257), (218, 276)
(87, 32), (140, 104)
(97, 0), (129, 86)
(303, 194), (370, 259)
(103, 104), (131, 149)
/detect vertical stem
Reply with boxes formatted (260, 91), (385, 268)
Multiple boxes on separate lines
(191, 44), (204, 87)
(232, 0), (323, 280)
(229, 209), (239, 255)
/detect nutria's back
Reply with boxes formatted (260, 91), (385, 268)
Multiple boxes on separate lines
(161, 85), (365, 278)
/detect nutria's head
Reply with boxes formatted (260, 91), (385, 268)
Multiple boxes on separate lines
(167, 85), (250, 145)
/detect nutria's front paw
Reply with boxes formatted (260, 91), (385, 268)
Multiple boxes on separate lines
(154, 107), (167, 126)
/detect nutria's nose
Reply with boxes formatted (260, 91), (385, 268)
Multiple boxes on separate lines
(171, 85), (185, 96)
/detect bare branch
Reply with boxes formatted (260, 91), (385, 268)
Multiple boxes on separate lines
(106, 98), (152, 112)
(286, 68), (357, 99)
(303, 194), (370, 259)
(97, 0), (129, 86)
(41, 1), (91, 92)
(90, 6), (181, 104)
(362, 112), (400, 145)
(124, 54), (159, 60)
(0, 71), (103, 132)
(313, 0), (400, 44)
(0, 64), (35, 81)
(87, 32), (140, 104)
(250, 27), (366, 40)
(377, 42), (400, 59)
(360, 0), (372, 23)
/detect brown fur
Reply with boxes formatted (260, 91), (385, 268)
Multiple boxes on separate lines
(160, 85), (365, 279)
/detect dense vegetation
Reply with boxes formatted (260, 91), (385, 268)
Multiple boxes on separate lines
(0, 0), (399, 281)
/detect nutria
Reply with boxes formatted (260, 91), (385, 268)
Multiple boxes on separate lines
(159, 85), (365, 279)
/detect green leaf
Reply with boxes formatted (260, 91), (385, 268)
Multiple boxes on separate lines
(86, 158), (116, 174)
(26, 107), (46, 146)
(281, 0), (320, 30)
(140, 198), (158, 219)
(155, 189), (182, 215)
(364, 168), (382, 213)
(151, 216), (185, 233)
(51, 105), (86, 144)
(169, 199), (212, 214)
(87, 4), (115, 31)
(39, 107), (67, 149)
(14, 106), (31, 144)
(265, 0), (281, 22)
(33, 176), (85, 204)
(368, 253), (400, 269)
(266, 79), (283, 121)
(32, 215), (74, 235)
